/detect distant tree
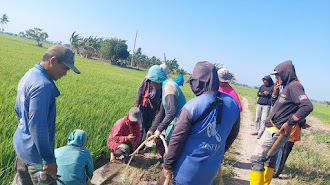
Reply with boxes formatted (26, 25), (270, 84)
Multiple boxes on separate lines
(0, 14), (9, 34)
(19, 31), (25, 37)
(165, 58), (179, 73)
(79, 36), (103, 58)
(100, 38), (129, 65)
(70, 31), (82, 54)
(25, 28), (48, 47)
(150, 56), (162, 66)
(130, 48), (151, 68)
(176, 68), (187, 75)
(325, 101), (330, 107)
(213, 63), (223, 71)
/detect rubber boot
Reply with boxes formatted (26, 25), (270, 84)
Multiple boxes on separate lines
(250, 170), (264, 185)
(264, 166), (274, 185)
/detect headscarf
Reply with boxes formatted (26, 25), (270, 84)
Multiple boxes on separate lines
(174, 74), (184, 86)
(189, 61), (219, 96)
(67, 129), (87, 147)
(147, 65), (168, 83)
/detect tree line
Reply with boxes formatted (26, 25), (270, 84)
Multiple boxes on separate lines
(70, 32), (186, 74)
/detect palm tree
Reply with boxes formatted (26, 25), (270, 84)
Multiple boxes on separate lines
(0, 14), (9, 34)
(70, 31), (82, 54)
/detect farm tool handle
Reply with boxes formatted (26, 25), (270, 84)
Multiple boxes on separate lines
(131, 134), (168, 156)
(54, 175), (66, 185)
(266, 133), (284, 158)
(130, 134), (171, 185)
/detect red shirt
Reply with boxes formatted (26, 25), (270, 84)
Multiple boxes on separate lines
(107, 117), (140, 151)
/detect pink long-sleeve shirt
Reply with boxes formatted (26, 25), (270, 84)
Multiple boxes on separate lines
(219, 85), (242, 112)
(107, 116), (140, 151)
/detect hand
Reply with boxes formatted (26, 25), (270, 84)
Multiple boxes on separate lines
(163, 168), (173, 179)
(273, 80), (281, 96)
(263, 91), (269, 96)
(147, 130), (153, 138)
(280, 122), (292, 135)
(127, 134), (136, 143)
(154, 129), (161, 138)
(43, 162), (57, 176)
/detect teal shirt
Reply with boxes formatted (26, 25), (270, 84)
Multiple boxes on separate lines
(55, 130), (93, 185)
(162, 79), (186, 140)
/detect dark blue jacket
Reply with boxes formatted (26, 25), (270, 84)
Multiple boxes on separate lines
(257, 75), (274, 105)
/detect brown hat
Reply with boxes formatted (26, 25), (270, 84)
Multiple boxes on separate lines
(45, 45), (80, 74)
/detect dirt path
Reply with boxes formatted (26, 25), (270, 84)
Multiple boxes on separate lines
(225, 97), (257, 185)
(226, 97), (329, 185)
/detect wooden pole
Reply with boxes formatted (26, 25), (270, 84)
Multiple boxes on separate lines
(130, 29), (138, 67)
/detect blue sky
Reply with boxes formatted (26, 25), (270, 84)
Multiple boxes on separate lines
(1, 0), (329, 101)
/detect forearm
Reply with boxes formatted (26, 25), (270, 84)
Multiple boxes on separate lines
(111, 136), (128, 143)
(225, 117), (240, 152)
(288, 103), (313, 125)
(164, 108), (192, 170)
(150, 103), (165, 132)
(156, 94), (177, 132)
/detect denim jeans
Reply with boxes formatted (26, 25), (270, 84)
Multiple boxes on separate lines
(254, 104), (271, 136)
(250, 130), (289, 171)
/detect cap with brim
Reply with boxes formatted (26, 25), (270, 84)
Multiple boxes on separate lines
(270, 70), (278, 75)
(217, 68), (232, 82)
(46, 45), (80, 74)
(128, 107), (141, 122)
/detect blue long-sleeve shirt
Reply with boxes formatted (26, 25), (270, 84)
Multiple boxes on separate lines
(13, 63), (60, 167)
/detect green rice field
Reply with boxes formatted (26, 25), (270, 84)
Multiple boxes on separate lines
(1, 34), (329, 184)
(0, 34), (195, 184)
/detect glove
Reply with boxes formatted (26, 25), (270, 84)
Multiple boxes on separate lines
(154, 129), (161, 138)
(147, 130), (153, 138)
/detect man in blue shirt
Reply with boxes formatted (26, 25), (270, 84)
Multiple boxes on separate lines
(12, 45), (80, 185)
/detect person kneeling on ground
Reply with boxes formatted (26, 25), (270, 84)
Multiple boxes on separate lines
(55, 129), (94, 185)
(160, 61), (240, 185)
(107, 107), (142, 162)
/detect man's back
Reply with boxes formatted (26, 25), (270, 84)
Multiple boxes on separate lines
(55, 145), (93, 185)
(173, 93), (240, 185)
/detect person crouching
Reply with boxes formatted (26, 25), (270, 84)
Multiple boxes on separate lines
(55, 129), (93, 185)
(107, 107), (142, 163)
